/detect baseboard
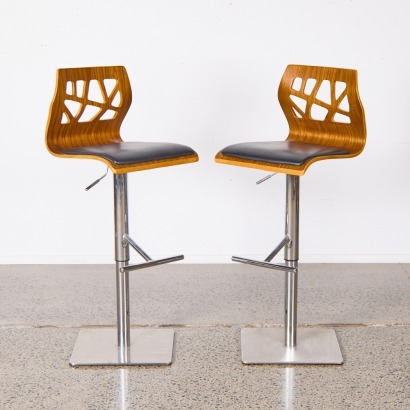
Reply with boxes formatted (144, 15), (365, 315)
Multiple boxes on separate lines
(0, 254), (409, 264)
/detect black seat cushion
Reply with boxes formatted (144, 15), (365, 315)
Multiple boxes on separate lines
(221, 141), (349, 166)
(63, 141), (196, 165)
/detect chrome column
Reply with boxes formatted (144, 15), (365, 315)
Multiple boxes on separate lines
(114, 174), (131, 350)
(284, 175), (299, 347)
(241, 173), (343, 365)
(69, 172), (175, 366)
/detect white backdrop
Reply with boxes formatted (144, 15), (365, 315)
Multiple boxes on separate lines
(0, 0), (409, 263)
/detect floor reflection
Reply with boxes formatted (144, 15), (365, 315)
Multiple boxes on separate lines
(116, 368), (129, 410)
(283, 367), (294, 409)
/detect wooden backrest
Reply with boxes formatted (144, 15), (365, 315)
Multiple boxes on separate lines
(46, 66), (132, 154)
(278, 65), (366, 155)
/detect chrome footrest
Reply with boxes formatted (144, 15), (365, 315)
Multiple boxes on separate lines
(232, 256), (297, 273)
(120, 255), (184, 272)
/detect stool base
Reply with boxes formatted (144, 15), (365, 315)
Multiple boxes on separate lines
(69, 328), (174, 367)
(241, 327), (343, 365)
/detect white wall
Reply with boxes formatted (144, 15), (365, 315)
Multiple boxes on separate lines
(0, 0), (409, 263)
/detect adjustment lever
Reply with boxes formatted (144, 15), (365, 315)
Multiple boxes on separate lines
(256, 173), (277, 185)
(85, 167), (109, 191)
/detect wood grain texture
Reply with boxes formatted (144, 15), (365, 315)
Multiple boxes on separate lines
(215, 64), (366, 175)
(46, 66), (198, 173)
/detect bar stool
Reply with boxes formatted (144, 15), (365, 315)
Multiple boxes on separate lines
(46, 66), (198, 366)
(215, 64), (366, 364)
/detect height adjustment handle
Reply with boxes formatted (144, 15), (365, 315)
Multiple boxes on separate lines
(85, 167), (109, 191)
(256, 173), (277, 185)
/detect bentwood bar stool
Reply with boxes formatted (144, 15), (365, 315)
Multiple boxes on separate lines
(215, 65), (366, 364)
(46, 66), (198, 366)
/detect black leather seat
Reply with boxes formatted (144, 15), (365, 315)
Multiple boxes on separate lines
(64, 141), (196, 166)
(220, 141), (349, 166)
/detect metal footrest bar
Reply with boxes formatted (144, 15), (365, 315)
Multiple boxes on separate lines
(232, 256), (297, 273)
(265, 236), (290, 262)
(123, 234), (152, 261)
(120, 255), (184, 273)
(121, 234), (183, 273)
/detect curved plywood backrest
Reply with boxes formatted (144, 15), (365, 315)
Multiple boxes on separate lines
(46, 66), (132, 155)
(278, 65), (366, 156)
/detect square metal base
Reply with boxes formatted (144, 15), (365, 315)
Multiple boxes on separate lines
(69, 328), (174, 367)
(241, 327), (343, 365)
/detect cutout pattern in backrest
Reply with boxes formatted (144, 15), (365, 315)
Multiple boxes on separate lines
(290, 76), (351, 124)
(62, 78), (122, 124)
(46, 66), (132, 154)
(276, 65), (366, 162)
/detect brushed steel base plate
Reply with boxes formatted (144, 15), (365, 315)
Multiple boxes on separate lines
(69, 328), (174, 367)
(241, 328), (343, 365)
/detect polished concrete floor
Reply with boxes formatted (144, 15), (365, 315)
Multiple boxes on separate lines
(0, 263), (409, 409)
